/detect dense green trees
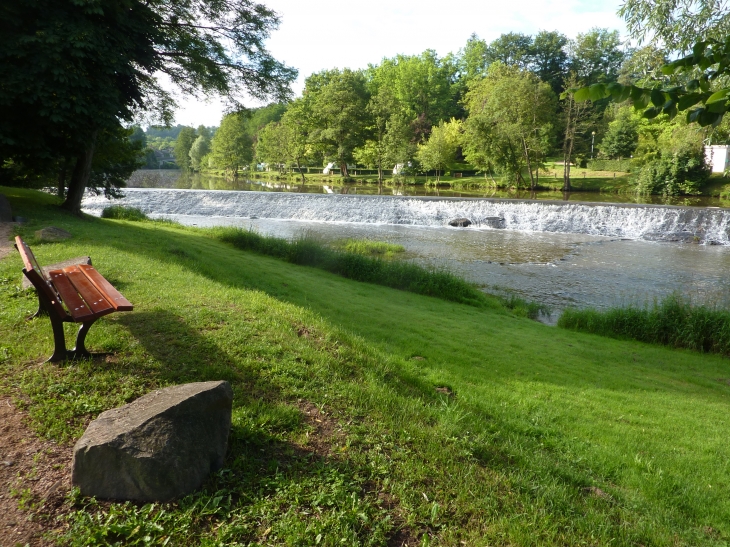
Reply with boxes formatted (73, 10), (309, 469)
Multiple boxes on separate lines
(209, 113), (252, 177)
(600, 109), (639, 159)
(305, 69), (370, 179)
(416, 119), (462, 182)
(573, 0), (730, 131)
(256, 105), (310, 182)
(0, 0), (295, 213)
(174, 128), (197, 172)
(7, 0), (712, 199)
(462, 64), (558, 189)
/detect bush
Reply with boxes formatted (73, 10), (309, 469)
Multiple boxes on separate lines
(558, 295), (730, 355)
(634, 150), (710, 196)
(333, 239), (405, 258)
(100, 206), (148, 221)
(586, 159), (632, 172)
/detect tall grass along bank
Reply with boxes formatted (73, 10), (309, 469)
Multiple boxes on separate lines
(215, 227), (494, 308)
(558, 294), (730, 355)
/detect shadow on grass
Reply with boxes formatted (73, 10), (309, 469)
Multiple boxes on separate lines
(118, 309), (279, 404)
(96, 309), (406, 543)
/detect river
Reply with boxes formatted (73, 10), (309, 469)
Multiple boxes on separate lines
(83, 183), (730, 320)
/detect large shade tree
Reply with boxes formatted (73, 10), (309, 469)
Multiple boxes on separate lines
(305, 69), (370, 179)
(463, 64), (558, 189)
(0, 0), (296, 213)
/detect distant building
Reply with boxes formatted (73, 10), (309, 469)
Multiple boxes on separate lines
(704, 145), (730, 173)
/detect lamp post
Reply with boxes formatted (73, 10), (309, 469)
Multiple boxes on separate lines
(591, 131), (596, 159)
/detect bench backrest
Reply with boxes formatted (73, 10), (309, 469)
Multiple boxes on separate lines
(15, 236), (69, 319)
(15, 236), (48, 282)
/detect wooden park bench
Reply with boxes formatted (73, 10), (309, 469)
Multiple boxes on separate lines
(15, 236), (133, 362)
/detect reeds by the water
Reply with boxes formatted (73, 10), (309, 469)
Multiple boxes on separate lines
(216, 228), (493, 308)
(558, 295), (730, 355)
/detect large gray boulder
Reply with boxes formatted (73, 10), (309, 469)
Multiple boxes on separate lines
(72, 381), (233, 501)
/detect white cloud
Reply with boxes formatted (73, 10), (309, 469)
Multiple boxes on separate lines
(171, 0), (626, 126)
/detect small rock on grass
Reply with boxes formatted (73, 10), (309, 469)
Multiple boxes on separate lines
(35, 227), (72, 242)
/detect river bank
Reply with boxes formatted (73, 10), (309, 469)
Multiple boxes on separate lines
(126, 169), (730, 207)
(3, 186), (730, 545)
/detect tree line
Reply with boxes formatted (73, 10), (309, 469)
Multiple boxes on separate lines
(181, 28), (719, 195)
(3, 0), (727, 209)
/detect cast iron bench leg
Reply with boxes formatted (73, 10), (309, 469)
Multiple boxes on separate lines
(69, 319), (97, 360)
(47, 313), (70, 363)
(30, 295), (48, 320)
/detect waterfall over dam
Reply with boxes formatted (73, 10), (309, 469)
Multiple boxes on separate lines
(83, 188), (730, 245)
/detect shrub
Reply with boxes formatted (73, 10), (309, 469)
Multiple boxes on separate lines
(634, 150), (710, 196)
(100, 206), (148, 221)
(215, 228), (494, 308)
(334, 239), (405, 258)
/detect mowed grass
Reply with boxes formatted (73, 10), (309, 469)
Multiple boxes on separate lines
(1, 187), (730, 546)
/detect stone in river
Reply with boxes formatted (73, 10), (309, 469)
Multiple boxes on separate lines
(448, 218), (472, 227)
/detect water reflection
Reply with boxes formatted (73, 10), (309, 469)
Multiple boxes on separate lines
(126, 170), (730, 208)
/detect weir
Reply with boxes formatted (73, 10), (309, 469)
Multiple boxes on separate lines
(83, 188), (730, 245)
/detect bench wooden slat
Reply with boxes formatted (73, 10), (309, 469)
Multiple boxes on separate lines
(15, 236), (49, 282)
(48, 269), (95, 321)
(78, 264), (133, 311)
(63, 266), (115, 316)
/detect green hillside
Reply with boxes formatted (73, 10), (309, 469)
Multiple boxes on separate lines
(1, 188), (729, 546)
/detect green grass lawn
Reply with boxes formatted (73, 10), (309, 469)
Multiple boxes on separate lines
(2, 187), (730, 546)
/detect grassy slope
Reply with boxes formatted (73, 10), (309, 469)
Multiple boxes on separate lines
(1, 187), (730, 546)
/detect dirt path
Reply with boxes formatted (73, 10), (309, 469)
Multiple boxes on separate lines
(0, 223), (14, 261)
(0, 398), (72, 546)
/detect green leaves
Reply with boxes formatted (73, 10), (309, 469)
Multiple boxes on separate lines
(706, 90), (728, 104)
(573, 87), (591, 102)
(568, 35), (730, 127)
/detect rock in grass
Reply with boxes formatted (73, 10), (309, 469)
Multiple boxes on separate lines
(448, 218), (472, 227)
(35, 226), (72, 241)
(72, 381), (233, 501)
(0, 194), (11, 222)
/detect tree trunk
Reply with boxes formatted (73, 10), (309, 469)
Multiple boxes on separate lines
(57, 160), (68, 199)
(340, 161), (349, 179)
(562, 125), (575, 193)
(62, 132), (98, 215)
(522, 138), (535, 190)
(562, 95), (576, 193)
(296, 159), (305, 184)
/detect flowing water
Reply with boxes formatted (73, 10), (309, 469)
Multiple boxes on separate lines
(83, 187), (730, 320)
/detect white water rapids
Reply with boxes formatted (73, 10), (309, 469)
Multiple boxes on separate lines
(83, 188), (730, 245)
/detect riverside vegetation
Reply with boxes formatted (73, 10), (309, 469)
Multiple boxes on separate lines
(2, 188), (730, 546)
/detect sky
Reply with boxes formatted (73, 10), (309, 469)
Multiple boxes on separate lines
(171, 0), (626, 127)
